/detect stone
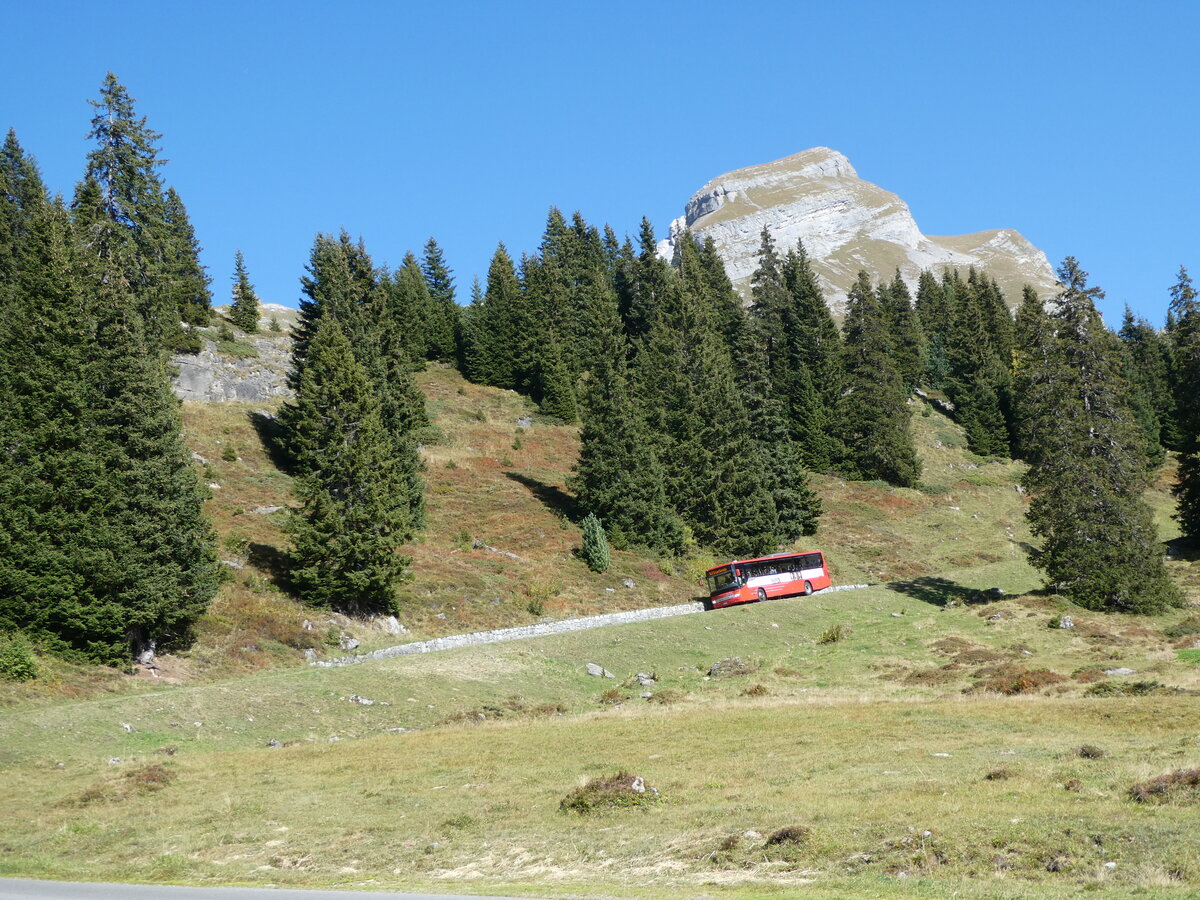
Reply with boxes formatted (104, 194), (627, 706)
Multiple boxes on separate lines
(516, 415), (533, 429)
(171, 333), (295, 404)
(221, 559), (243, 570)
(191, 451), (208, 464)
(136, 643), (156, 665)
(636, 672), (656, 686)
(640, 692), (653, 699)
(120, 722), (134, 733)
(622, 578), (636, 589)
(630, 776), (646, 794)
(377, 615), (407, 635)
(586, 662), (615, 678)
(347, 695), (375, 705)
(251, 505), (283, 515)
(1103, 667), (1136, 676)
(338, 633), (359, 651)
(658, 147), (1058, 312)
(1058, 616), (1074, 629)
(267, 739), (282, 748)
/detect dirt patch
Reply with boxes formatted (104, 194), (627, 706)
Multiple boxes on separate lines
(72, 763), (177, 806)
(930, 637), (973, 655)
(904, 665), (964, 686)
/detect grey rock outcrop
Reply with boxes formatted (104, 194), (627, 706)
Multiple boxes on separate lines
(659, 147), (1059, 313)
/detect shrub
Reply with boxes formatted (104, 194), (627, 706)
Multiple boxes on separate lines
(217, 322), (235, 342)
(985, 767), (1015, 780)
(598, 688), (627, 706)
(580, 513), (611, 574)
(765, 825), (812, 846)
(741, 684), (769, 697)
(1164, 616), (1200, 639)
(0, 634), (38, 681)
(221, 445), (239, 462)
(817, 623), (849, 645)
(268, 316), (282, 333)
(1129, 768), (1200, 804)
(559, 771), (660, 814)
(646, 689), (684, 705)
(1076, 745), (1106, 759)
(1085, 680), (1167, 697)
(972, 666), (1065, 695)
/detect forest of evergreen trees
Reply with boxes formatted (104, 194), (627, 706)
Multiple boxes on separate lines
(1, 74), (1197, 666)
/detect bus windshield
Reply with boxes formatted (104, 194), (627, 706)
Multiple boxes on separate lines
(705, 565), (740, 595)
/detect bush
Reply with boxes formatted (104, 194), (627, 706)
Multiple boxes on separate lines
(1085, 680), (1168, 697)
(1129, 768), (1200, 804)
(817, 623), (849, 645)
(765, 825), (812, 846)
(973, 666), (1065, 695)
(580, 513), (611, 573)
(1076, 745), (1106, 759)
(560, 771), (660, 814)
(0, 634), (38, 681)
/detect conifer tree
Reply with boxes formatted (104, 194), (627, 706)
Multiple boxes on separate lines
(880, 271), (926, 392)
(837, 272), (922, 487)
(0, 200), (219, 662)
(1020, 258), (1180, 613)
(229, 249), (260, 333)
(0, 129), (47, 297)
(570, 327), (688, 556)
(1169, 266), (1200, 538)
(461, 243), (523, 389)
(579, 513), (611, 573)
(419, 237), (460, 362)
(1116, 307), (1168, 467)
(83, 73), (209, 352)
(286, 318), (419, 614)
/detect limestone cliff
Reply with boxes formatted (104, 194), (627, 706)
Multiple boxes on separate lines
(660, 148), (1059, 312)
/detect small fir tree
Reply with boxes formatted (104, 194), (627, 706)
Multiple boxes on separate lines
(579, 513), (611, 573)
(229, 249), (260, 333)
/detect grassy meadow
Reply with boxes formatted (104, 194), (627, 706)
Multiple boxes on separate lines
(1, 363), (1199, 898)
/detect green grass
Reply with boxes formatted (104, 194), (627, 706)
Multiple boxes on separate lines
(2, 369), (1199, 897)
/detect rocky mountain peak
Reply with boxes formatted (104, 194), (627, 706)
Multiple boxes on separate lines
(661, 148), (1058, 312)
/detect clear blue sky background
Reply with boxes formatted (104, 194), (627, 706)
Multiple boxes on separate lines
(4, 0), (1196, 326)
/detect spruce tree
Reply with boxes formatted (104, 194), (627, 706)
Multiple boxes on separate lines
(579, 513), (611, 573)
(419, 237), (459, 362)
(1020, 258), (1180, 613)
(286, 318), (420, 614)
(0, 129), (47, 297)
(84, 73), (209, 352)
(229, 249), (260, 333)
(837, 272), (922, 487)
(1169, 266), (1200, 538)
(880, 271), (926, 392)
(0, 199), (219, 662)
(570, 326), (688, 556)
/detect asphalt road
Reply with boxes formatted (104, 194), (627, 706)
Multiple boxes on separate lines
(0, 881), (550, 900)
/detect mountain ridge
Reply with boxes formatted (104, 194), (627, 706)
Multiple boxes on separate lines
(660, 147), (1060, 311)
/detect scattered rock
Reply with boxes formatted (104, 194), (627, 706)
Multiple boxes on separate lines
(891, 612), (904, 618)
(221, 559), (243, 570)
(1104, 861), (1117, 870)
(251, 505), (283, 515)
(1058, 616), (1074, 629)
(516, 415), (533, 428)
(604, 587), (615, 593)
(107, 758), (122, 765)
(207, 482), (221, 490)
(986, 587), (1006, 597)
(301, 619), (314, 631)
(636, 672), (656, 686)
(377, 615), (407, 635)
(640, 692), (653, 699)
(709, 657), (757, 678)
(338, 633), (359, 651)
(137, 644), (156, 665)
(267, 739), (282, 748)
(347, 695), (375, 706)
(586, 662), (615, 678)
(120, 723), (134, 733)
(622, 578), (636, 589)
(191, 451), (208, 464)
(1103, 667), (1136, 676)
(743, 830), (762, 840)
(931, 752), (951, 758)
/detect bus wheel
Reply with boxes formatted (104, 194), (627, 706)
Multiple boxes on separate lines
(802, 581), (813, 596)
(757, 588), (768, 603)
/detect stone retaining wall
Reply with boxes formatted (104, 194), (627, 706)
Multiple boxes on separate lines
(312, 584), (870, 668)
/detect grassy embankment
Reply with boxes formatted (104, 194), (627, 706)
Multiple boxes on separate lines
(1, 353), (1198, 898)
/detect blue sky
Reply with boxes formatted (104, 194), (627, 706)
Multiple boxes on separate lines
(5, 0), (1197, 325)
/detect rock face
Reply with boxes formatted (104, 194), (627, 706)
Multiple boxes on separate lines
(171, 304), (297, 403)
(660, 148), (1059, 313)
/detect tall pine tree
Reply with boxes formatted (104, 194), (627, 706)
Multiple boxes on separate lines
(229, 249), (260, 333)
(1020, 258), (1180, 613)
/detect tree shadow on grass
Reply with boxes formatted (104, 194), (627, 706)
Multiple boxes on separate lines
(1166, 536), (1200, 562)
(504, 471), (580, 522)
(248, 542), (293, 592)
(248, 409), (293, 474)
(886, 576), (1005, 608)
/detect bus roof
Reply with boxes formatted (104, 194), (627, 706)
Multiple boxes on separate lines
(705, 551), (823, 574)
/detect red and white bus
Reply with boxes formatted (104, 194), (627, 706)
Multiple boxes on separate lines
(703, 551), (831, 610)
